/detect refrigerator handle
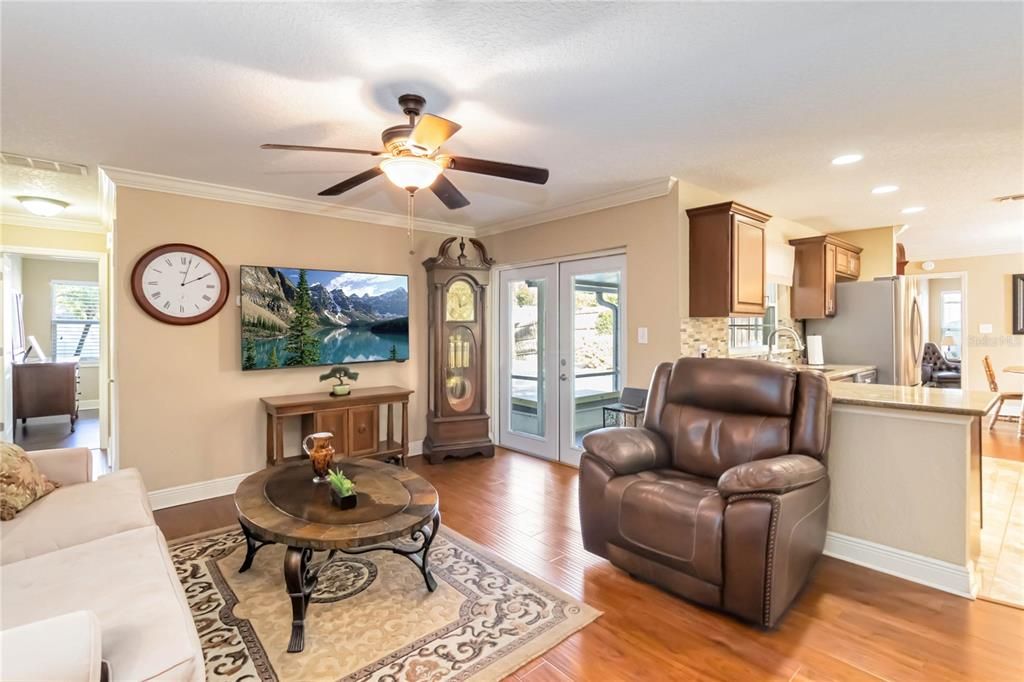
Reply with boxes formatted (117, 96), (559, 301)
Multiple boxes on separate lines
(911, 295), (923, 363)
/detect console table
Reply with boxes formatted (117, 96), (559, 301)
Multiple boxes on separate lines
(261, 386), (413, 467)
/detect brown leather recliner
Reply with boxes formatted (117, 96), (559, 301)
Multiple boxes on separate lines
(579, 358), (832, 628)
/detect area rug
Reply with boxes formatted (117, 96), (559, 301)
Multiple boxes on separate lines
(169, 526), (600, 681)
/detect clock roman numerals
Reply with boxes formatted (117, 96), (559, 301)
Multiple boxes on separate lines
(134, 246), (226, 324)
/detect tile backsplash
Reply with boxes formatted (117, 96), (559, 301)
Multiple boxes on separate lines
(680, 285), (805, 363)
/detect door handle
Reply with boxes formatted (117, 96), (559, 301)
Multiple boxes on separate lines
(559, 373), (568, 381)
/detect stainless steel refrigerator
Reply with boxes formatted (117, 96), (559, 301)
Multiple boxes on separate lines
(805, 276), (924, 386)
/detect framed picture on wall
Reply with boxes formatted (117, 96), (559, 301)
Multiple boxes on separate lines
(1013, 274), (1024, 335)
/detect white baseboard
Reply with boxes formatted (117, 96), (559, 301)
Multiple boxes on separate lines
(825, 532), (977, 599)
(149, 439), (426, 510)
(80, 400), (99, 410)
(149, 471), (254, 510)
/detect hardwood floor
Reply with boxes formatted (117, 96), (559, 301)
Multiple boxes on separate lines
(155, 448), (1024, 681)
(984, 419), (1024, 463)
(14, 408), (100, 450)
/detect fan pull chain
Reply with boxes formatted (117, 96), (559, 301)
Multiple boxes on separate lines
(407, 191), (416, 255)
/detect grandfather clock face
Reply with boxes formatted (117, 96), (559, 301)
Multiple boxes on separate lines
(446, 280), (475, 322)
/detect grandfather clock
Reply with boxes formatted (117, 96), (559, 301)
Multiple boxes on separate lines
(423, 237), (496, 464)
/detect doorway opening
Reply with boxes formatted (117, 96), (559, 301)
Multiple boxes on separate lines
(2, 249), (110, 476)
(497, 254), (626, 467)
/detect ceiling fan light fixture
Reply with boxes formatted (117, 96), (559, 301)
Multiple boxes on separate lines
(380, 156), (442, 191)
(16, 195), (69, 217)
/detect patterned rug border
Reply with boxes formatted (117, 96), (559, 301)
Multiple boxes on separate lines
(169, 523), (602, 681)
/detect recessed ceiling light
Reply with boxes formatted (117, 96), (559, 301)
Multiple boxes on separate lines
(831, 154), (863, 166)
(15, 195), (69, 217)
(872, 185), (899, 194)
(901, 206), (925, 214)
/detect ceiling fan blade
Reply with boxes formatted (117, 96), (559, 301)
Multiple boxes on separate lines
(445, 156), (549, 185)
(430, 174), (470, 210)
(318, 167), (383, 196)
(261, 143), (382, 156)
(407, 114), (462, 154)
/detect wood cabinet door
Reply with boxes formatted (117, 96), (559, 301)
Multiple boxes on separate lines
(313, 409), (349, 456)
(348, 405), (379, 456)
(848, 251), (861, 279)
(731, 216), (766, 315)
(825, 244), (837, 316)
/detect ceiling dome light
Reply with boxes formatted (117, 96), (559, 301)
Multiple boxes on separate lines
(901, 206), (925, 214)
(380, 157), (442, 191)
(831, 153), (863, 166)
(872, 185), (899, 194)
(16, 195), (69, 217)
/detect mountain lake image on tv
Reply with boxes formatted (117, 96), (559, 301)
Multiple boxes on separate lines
(240, 266), (409, 370)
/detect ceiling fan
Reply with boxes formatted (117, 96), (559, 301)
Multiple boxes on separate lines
(261, 94), (549, 210)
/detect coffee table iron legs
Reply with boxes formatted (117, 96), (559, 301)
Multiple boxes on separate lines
(342, 510), (441, 593)
(238, 522), (271, 573)
(238, 512), (441, 653)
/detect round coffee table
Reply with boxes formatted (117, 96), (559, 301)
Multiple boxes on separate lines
(234, 459), (440, 653)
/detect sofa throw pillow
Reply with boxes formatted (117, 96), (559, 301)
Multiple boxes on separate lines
(0, 442), (60, 520)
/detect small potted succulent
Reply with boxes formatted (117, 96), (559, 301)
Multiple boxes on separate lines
(320, 365), (359, 397)
(326, 467), (357, 509)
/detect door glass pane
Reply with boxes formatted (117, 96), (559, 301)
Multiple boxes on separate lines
(572, 271), (621, 446)
(509, 279), (545, 437)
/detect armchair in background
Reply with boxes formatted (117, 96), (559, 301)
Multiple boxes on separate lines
(578, 358), (832, 628)
(922, 342), (961, 388)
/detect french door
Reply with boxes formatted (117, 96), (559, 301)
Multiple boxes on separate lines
(497, 255), (625, 467)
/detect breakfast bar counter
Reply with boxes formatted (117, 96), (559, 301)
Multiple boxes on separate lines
(824, 382), (996, 599)
(831, 382), (999, 416)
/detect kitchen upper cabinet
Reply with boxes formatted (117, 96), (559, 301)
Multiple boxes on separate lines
(688, 201), (771, 317)
(789, 235), (864, 319)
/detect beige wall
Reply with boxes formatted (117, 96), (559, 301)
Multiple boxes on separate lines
(115, 188), (441, 491)
(480, 191), (682, 388)
(834, 226), (896, 281)
(907, 253), (1024, 392)
(0, 224), (108, 253)
(21, 258), (101, 401)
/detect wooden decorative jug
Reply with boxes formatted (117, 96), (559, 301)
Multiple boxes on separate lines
(302, 432), (335, 482)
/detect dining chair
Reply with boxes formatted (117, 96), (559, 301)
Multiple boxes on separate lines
(982, 355), (1022, 430)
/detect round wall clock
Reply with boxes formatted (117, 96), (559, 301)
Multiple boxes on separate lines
(131, 243), (229, 325)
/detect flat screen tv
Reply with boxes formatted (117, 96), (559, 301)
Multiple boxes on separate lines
(240, 265), (409, 370)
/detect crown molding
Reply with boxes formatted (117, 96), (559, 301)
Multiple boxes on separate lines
(99, 166), (476, 237)
(0, 212), (106, 233)
(476, 176), (678, 237)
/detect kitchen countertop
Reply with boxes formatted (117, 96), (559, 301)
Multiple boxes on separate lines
(786, 363), (875, 381)
(829, 382), (998, 416)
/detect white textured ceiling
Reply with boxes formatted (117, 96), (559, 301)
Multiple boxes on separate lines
(2, 2), (1021, 259)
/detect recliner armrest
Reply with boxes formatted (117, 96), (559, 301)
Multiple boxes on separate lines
(718, 454), (826, 497)
(581, 427), (669, 476)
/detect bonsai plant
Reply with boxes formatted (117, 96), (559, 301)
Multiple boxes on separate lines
(320, 365), (359, 396)
(326, 468), (357, 509)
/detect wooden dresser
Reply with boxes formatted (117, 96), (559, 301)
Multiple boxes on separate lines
(13, 359), (81, 431)
(261, 386), (413, 467)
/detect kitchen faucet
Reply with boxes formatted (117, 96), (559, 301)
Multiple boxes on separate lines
(766, 326), (806, 362)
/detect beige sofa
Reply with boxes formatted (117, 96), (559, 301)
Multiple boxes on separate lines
(0, 447), (205, 681)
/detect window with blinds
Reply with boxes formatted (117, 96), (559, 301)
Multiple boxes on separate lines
(51, 280), (100, 362)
